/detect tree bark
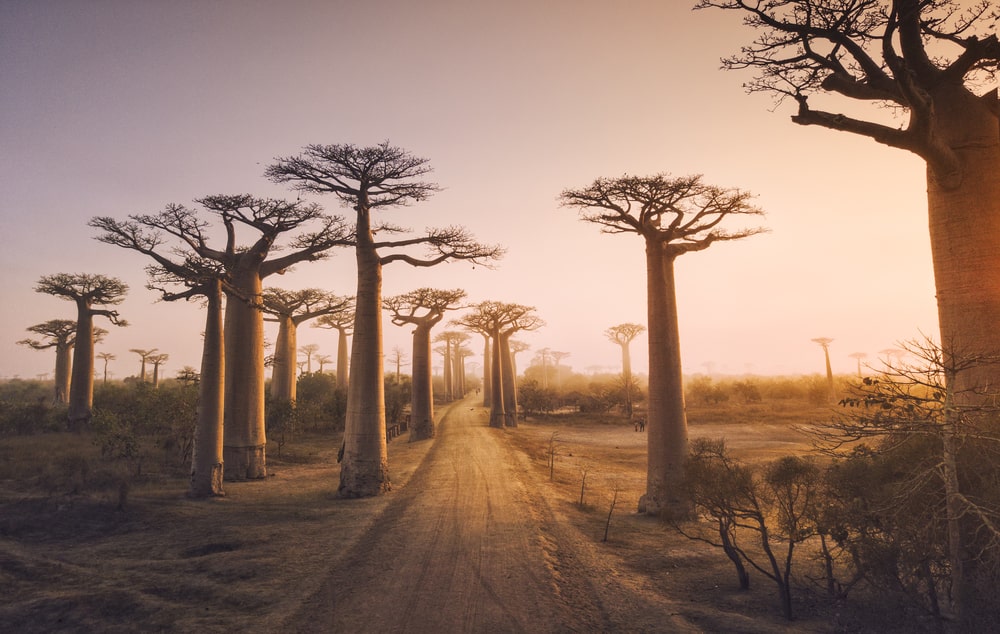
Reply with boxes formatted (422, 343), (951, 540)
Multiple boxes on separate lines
(54, 344), (71, 404)
(190, 280), (225, 498)
(500, 332), (518, 427)
(489, 332), (505, 428)
(621, 341), (633, 418)
(270, 314), (297, 404)
(410, 324), (435, 440)
(340, 209), (390, 497)
(481, 333), (492, 408)
(67, 302), (95, 431)
(336, 326), (349, 390)
(639, 243), (688, 515)
(223, 269), (267, 480)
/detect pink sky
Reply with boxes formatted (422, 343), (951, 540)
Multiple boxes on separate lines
(0, 1), (940, 381)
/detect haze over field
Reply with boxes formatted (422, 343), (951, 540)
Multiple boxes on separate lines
(0, 0), (937, 381)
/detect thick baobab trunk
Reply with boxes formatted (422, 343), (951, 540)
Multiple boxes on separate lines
(410, 324), (435, 441)
(500, 332), (518, 427)
(442, 339), (453, 402)
(270, 314), (297, 404)
(54, 344), (71, 404)
(481, 333), (492, 408)
(927, 137), (1000, 396)
(488, 332), (505, 428)
(223, 270), (267, 480)
(67, 305), (95, 431)
(336, 327), (349, 389)
(621, 342), (633, 418)
(190, 281), (225, 498)
(340, 223), (390, 497)
(639, 244), (688, 515)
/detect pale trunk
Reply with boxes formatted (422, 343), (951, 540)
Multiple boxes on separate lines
(223, 269), (267, 480)
(639, 243), (688, 515)
(442, 339), (453, 401)
(270, 315), (296, 404)
(622, 342), (633, 418)
(54, 344), (71, 404)
(340, 210), (389, 497)
(336, 327), (349, 389)
(500, 332), (517, 427)
(139, 358), (147, 383)
(410, 324), (435, 440)
(152, 363), (161, 388)
(823, 347), (834, 401)
(481, 334), (492, 408)
(67, 304), (94, 431)
(190, 280), (225, 498)
(489, 331), (505, 428)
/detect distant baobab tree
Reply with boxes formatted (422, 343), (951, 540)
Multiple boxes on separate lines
(699, 0), (1000, 400)
(92, 195), (353, 481)
(314, 305), (354, 390)
(315, 354), (332, 374)
(435, 331), (468, 402)
(460, 320), (494, 408)
(534, 348), (552, 389)
(561, 173), (766, 515)
(262, 288), (351, 406)
(848, 352), (868, 378)
(606, 323), (646, 418)
(267, 141), (502, 497)
(385, 288), (466, 440)
(96, 351), (116, 385)
(508, 340), (530, 390)
(34, 274), (128, 430)
(150, 353), (169, 388)
(299, 343), (320, 374)
(18, 319), (78, 404)
(130, 348), (158, 383)
(811, 337), (835, 400)
(386, 346), (408, 384)
(549, 351), (570, 391)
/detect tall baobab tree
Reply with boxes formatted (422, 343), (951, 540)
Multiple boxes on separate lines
(34, 274), (128, 430)
(91, 214), (246, 498)
(150, 353), (169, 388)
(499, 316), (544, 426)
(96, 352), (116, 385)
(848, 352), (868, 378)
(266, 141), (502, 497)
(460, 321), (494, 408)
(315, 354), (332, 374)
(262, 288), (351, 405)
(314, 305), (354, 390)
(18, 319), (78, 404)
(435, 331), (468, 402)
(130, 348), (158, 383)
(698, 1), (1000, 398)
(385, 346), (409, 384)
(534, 348), (553, 389)
(94, 196), (352, 480)
(606, 323), (647, 418)
(549, 351), (570, 391)
(384, 288), (466, 440)
(561, 173), (766, 515)
(812, 337), (835, 400)
(299, 343), (320, 374)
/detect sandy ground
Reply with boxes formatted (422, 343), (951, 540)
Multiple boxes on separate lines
(1, 396), (873, 633)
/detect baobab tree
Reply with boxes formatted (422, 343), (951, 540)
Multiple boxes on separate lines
(315, 354), (332, 374)
(386, 346), (409, 384)
(606, 323), (647, 418)
(93, 196), (352, 480)
(812, 337), (835, 401)
(150, 353), (169, 388)
(262, 288), (351, 405)
(561, 173), (766, 515)
(384, 288), (466, 440)
(435, 331), (468, 402)
(698, 0), (1000, 397)
(549, 351), (570, 391)
(848, 352), (868, 378)
(266, 142), (502, 497)
(299, 343), (320, 374)
(460, 321), (494, 408)
(130, 348), (158, 383)
(34, 274), (128, 430)
(97, 352), (116, 385)
(314, 305), (354, 390)
(18, 319), (78, 404)
(91, 214), (246, 498)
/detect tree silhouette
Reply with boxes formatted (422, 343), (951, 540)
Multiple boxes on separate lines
(149, 353), (169, 388)
(698, 0), (1000, 398)
(93, 196), (352, 481)
(129, 348), (158, 383)
(18, 319), (78, 404)
(267, 141), (502, 497)
(96, 352), (116, 385)
(315, 354), (332, 374)
(606, 323), (646, 418)
(34, 274), (128, 430)
(385, 288), (466, 440)
(848, 351), (868, 378)
(561, 173), (766, 515)
(811, 337), (835, 401)
(262, 288), (350, 405)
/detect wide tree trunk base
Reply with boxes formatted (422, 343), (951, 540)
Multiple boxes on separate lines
(409, 420), (435, 442)
(188, 462), (225, 498)
(338, 455), (390, 498)
(638, 490), (692, 519)
(222, 445), (266, 481)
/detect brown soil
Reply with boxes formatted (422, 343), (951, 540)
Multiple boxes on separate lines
(1, 397), (898, 632)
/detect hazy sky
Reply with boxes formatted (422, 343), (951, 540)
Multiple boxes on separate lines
(0, 0), (940, 382)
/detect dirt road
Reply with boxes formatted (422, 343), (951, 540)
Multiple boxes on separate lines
(285, 399), (694, 633)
